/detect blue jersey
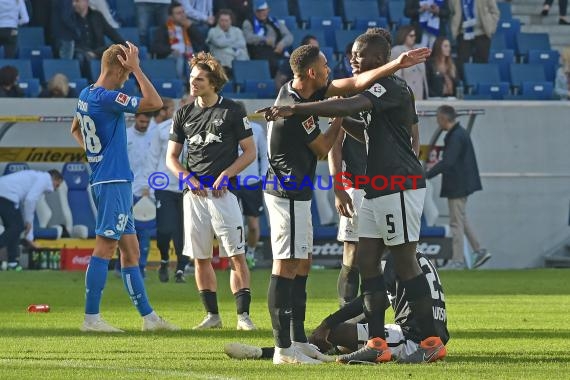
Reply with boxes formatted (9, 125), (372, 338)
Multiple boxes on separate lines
(76, 86), (141, 184)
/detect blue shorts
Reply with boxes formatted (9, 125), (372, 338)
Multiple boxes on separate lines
(91, 182), (136, 240)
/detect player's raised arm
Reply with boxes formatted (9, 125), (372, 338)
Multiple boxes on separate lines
(325, 47), (430, 97)
(258, 94), (373, 120)
(118, 42), (162, 112)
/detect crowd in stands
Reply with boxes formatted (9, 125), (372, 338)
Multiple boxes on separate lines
(0, 0), (568, 100)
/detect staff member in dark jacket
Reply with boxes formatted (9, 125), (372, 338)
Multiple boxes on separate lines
(426, 105), (491, 269)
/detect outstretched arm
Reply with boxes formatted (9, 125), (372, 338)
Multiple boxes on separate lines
(258, 94), (373, 119)
(325, 47), (431, 97)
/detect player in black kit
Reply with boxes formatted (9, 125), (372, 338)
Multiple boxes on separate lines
(224, 251), (449, 363)
(258, 43), (431, 365)
(261, 33), (445, 364)
(166, 52), (257, 331)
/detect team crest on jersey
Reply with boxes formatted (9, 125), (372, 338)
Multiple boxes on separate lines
(243, 116), (251, 130)
(115, 92), (130, 105)
(302, 116), (316, 134)
(130, 97), (138, 107)
(367, 83), (387, 98)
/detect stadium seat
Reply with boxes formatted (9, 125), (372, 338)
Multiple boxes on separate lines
(42, 59), (82, 83)
(152, 78), (184, 98)
(321, 46), (335, 66)
(18, 27), (45, 48)
(497, 2), (513, 20)
(490, 32), (507, 51)
(62, 162), (97, 238)
(353, 17), (389, 31)
(0, 59), (33, 79)
(476, 83), (510, 99)
(3, 162), (30, 175)
(334, 30), (362, 54)
(114, 0), (136, 27)
(267, 0), (290, 18)
(68, 78), (89, 92)
(291, 29), (327, 48)
(298, 0), (335, 25)
(515, 33), (550, 58)
(221, 92), (258, 99)
(140, 59), (177, 80)
(309, 16), (343, 30)
(528, 49), (560, 82)
(117, 27), (141, 45)
(463, 63), (509, 97)
(243, 79), (277, 98)
(18, 46), (53, 81)
(18, 78), (41, 97)
(488, 49), (515, 82)
(521, 82), (554, 100)
(388, 1), (408, 28)
(88, 59), (101, 82)
(496, 18), (521, 52)
(232, 60), (271, 88)
(509, 63), (547, 91)
(0, 46), (4, 58)
(277, 15), (298, 31)
(343, 1), (381, 25)
(419, 215), (447, 238)
(221, 81), (235, 94)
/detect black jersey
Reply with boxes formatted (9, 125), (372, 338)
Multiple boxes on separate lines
(342, 132), (367, 178)
(169, 96), (253, 187)
(360, 76), (426, 198)
(383, 252), (450, 344)
(265, 81), (328, 201)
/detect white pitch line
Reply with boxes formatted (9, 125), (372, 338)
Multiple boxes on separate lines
(0, 359), (236, 380)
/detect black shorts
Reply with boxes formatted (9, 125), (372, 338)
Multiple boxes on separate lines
(233, 182), (264, 217)
(155, 190), (183, 234)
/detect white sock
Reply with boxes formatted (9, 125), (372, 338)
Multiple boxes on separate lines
(247, 246), (256, 257)
(85, 313), (101, 323)
(143, 311), (159, 322)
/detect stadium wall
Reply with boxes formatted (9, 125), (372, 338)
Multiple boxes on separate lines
(1, 99), (569, 269)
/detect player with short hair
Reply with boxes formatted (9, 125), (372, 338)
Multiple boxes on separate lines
(225, 251), (449, 363)
(258, 43), (432, 365)
(71, 42), (178, 332)
(166, 52), (257, 331)
(261, 32), (445, 364)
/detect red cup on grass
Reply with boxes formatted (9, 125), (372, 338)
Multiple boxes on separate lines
(27, 304), (50, 313)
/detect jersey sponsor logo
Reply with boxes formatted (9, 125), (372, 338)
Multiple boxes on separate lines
(243, 116), (251, 130)
(188, 132), (223, 146)
(302, 116), (316, 134)
(367, 83), (387, 98)
(212, 118), (224, 127)
(130, 97), (138, 108)
(115, 92), (130, 106)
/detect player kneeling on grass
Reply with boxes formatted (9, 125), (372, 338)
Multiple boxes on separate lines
(225, 251), (449, 363)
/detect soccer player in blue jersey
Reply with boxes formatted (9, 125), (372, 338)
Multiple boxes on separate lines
(71, 42), (179, 332)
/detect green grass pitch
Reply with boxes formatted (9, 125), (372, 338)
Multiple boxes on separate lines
(1, 268), (570, 379)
